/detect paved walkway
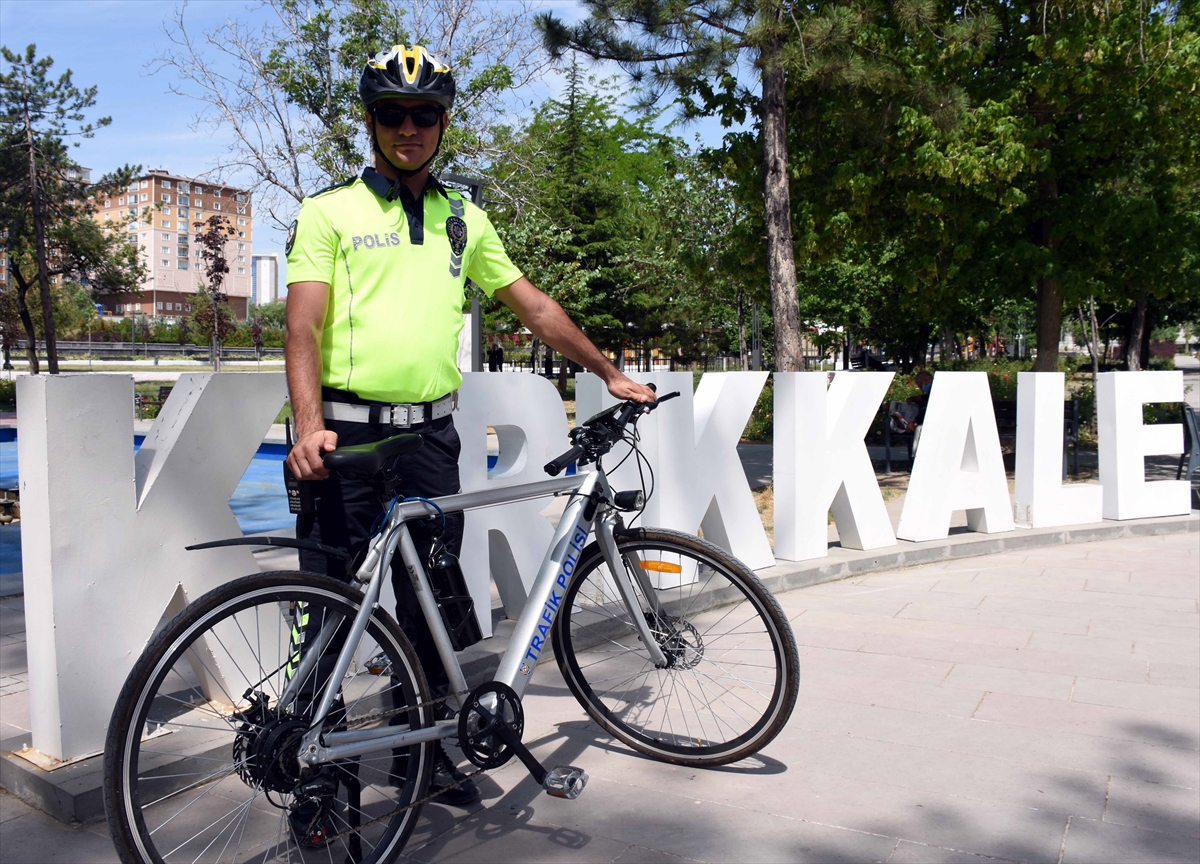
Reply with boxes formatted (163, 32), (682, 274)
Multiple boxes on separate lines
(2, 532), (1197, 862)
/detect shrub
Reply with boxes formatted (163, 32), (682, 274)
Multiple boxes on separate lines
(0, 379), (14, 412)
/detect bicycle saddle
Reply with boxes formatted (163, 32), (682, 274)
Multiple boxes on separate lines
(322, 434), (423, 476)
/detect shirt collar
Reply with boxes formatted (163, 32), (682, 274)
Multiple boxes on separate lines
(360, 166), (447, 203)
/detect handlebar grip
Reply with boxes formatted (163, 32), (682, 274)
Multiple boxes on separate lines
(544, 443), (586, 477)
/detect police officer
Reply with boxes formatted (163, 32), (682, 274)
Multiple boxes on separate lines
(284, 45), (654, 824)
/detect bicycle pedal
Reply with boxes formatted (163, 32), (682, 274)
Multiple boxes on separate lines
(542, 765), (588, 799)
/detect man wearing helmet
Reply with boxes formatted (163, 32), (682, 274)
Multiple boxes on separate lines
(283, 45), (654, 826)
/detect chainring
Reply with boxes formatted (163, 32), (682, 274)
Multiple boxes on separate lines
(457, 681), (524, 770)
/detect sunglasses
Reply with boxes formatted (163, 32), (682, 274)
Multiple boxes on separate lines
(371, 103), (443, 129)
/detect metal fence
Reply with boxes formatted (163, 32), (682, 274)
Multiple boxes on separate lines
(13, 341), (283, 361)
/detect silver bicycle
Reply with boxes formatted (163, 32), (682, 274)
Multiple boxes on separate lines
(104, 388), (800, 863)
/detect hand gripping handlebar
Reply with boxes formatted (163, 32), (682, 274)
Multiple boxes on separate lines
(543, 384), (681, 476)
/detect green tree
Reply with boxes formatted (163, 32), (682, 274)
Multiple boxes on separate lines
(155, 0), (550, 228)
(0, 43), (117, 372)
(538, 0), (810, 370)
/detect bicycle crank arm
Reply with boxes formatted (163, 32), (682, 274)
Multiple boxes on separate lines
(475, 705), (589, 799)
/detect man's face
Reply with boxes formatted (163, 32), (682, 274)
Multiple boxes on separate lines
(366, 98), (447, 171)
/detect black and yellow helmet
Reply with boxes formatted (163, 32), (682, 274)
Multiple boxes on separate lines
(360, 45), (455, 110)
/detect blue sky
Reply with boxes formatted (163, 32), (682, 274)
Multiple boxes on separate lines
(1, 0), (745, 293)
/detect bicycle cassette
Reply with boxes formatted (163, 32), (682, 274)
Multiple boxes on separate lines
(458, 681), (525, 769)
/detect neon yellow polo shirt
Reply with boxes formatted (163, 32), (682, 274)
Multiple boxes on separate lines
(286, 167), (522, 403)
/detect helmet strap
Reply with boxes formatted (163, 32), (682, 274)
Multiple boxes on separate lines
(370, 115), (446, 201)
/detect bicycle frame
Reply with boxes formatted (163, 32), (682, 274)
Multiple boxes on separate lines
(295, 466), (668, 768)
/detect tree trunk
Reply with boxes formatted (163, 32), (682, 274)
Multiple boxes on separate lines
(26, 107), (59, 374)
(760, 34), (803, 372)
(1126, 291), (1148, 371)
(557, 351), (569, 395)
(12, 268), (41, 374)
(1032, 177), (1062, 372)
(737, 292), (748, 370)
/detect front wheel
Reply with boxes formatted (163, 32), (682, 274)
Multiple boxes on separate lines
(104, 571), (433, 864)
(552, 528), (799, 767)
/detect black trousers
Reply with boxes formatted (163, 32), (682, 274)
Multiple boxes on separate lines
(297, 395), (464, 694)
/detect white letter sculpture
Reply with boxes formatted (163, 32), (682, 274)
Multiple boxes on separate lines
(455, 372), (571, 634)
(1014, 372), (1102, 527)
(17, 373), (286, 761)
(897, 371), (1015, 542)
(576, 371), (773, 569)
(774, 372), (897, 560)
(1097, 371), (1190, 519)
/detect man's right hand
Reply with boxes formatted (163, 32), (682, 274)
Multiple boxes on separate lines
(287, 430), (338, 481)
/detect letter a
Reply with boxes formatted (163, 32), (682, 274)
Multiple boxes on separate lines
(897, 372), (1015, 542)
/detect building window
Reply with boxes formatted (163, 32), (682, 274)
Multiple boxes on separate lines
(161, 232), (171, 240)
(156, 301), (163, 310)
(194, 262), (201, 270)
(104, 200), (111, 208)
(213, 202), (221, 211)
(135, 303), (142, 311)
(161, 246), (169, 254)
(235, 193), (246, 202)
(160, 258), (168, 266)
(237, 242), (245, 250)
(140, 180), (148, 188)
(162, 220), (171, 228)
(162, 180), (172, 189)
(213, 189), (221, 197)
(237, 255), (245, 262)
(237, 267), (245, 274)
(177, 208), (187, 218)
(177, 195), (189, 207)
(237, 205), (246, 215)
(118, 197), (124, 205)
(178, 260), (188, 270)
(127, 234), (138, 244)
(160, 194), (170, 203)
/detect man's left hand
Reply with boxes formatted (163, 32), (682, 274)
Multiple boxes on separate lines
(606, 375), (657, 404)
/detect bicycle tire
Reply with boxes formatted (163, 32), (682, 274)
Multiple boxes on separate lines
(104, 570), (433, 864)
(552, 528), (799, 767)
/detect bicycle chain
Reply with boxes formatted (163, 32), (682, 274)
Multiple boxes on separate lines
(306, 688), (497, 847)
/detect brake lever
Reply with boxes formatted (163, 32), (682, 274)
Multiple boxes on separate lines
(647, 391), (681, 409)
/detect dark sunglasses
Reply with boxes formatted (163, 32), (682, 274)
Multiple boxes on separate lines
(371, 103), (443, 129)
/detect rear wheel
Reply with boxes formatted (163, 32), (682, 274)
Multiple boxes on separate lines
(552, 528), (799, 767)
(104, 571), (433, 864)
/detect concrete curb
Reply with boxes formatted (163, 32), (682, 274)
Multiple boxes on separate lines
(2, 510), (1196, 824)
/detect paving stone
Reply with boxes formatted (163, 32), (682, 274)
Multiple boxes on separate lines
(1148, 662), (1200, 690)
(1071, 676), (1200, 718)
(1102, 775), (1200, 839)
(611, 844), (702, 863)
(942, 663), (1076, 701)
(1133, 639), (1200, 667)
(1060, 815), (1200, 864)
(798, 667), (985, 718)
(898, 602), (1091, 636)
(1087, 618), (1200, 648)
(886, 839), (1028, 863)
(931, 581), (1197, 613)
(0, 797), (118, 863)
(800, 609), (1033, 650)
(799, 645), (954, 683)
(408, 807), (635, 864)
(980, 595), (1198, 630)
(1024, 631), (1135, 661)
(973, 692), (1200, 750)
(857, 633), (1150, 684)
(1085, 575), (1199, 600)
(796, 697), (1200, 790)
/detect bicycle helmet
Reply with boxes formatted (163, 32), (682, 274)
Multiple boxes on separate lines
(360, 45), (455, 183)
(360, 45), (456, 110)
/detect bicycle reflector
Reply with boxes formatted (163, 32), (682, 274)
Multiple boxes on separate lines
(638, 560), (682, 574)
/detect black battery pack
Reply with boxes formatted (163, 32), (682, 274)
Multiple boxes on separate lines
(428, 544), (483, 651)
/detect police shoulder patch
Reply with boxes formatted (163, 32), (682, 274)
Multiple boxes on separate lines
(445, 215), (467, 257)
(285, 219), (298, 256)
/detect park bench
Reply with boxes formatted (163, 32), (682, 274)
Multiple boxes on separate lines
(1177, 404), (1199, 508)
(134, 386), (174, 420)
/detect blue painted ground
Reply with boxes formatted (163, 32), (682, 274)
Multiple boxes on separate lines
(0, 439), (513, 595)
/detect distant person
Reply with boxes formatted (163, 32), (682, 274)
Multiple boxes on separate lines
(890, 369), (934, 454)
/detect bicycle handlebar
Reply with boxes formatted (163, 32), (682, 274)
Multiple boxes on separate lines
(543, 384), (681, 477)
(543, 443), (587, 477)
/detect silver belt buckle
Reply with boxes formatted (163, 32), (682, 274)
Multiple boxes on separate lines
(389, 405), (410, 428)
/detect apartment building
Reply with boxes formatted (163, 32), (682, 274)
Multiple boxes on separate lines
(251, 253), (280, 305)
(92, 169), (253, 320)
